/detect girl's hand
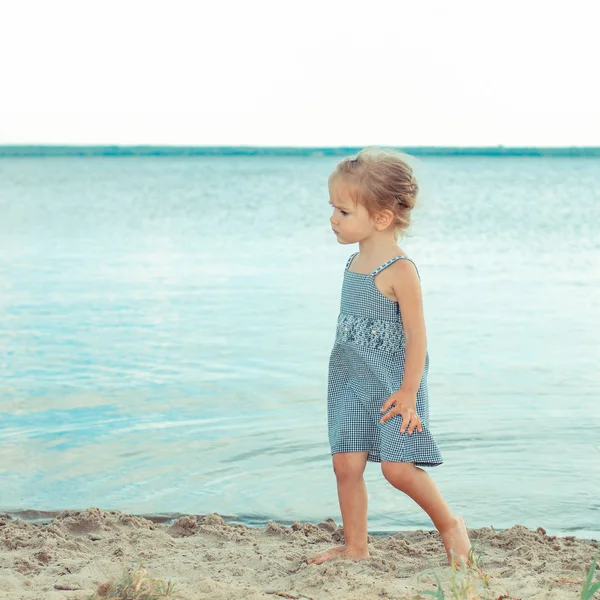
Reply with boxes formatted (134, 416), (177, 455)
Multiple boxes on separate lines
(380, 389), (423, 435)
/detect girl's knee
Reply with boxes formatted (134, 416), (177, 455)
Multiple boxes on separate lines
(381, 461), (417, 488)
(332, 453), (367, 482)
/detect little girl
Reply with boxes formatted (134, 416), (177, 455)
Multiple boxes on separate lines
(309, 147), (472, 567)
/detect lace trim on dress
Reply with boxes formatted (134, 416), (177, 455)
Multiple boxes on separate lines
(336, 313), (405, 353)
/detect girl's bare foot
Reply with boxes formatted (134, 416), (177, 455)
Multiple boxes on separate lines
(440, 515), (472, 568)
(307, 545), (370, 565)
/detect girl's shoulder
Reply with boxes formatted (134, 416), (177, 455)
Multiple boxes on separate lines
(373, 251), (421, 282)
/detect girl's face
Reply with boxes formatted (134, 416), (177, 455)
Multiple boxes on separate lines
(328, 180), (374, 244)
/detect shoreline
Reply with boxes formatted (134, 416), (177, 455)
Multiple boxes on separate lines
(1, 508), (599, 599)
(3, 508), (599, 542)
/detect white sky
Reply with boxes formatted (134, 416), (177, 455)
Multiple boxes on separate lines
(1, 0), (599, 146)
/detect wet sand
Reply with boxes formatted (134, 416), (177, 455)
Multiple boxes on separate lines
(0, 508), (598, 599)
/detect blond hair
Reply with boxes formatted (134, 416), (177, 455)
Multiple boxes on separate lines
(329, 147), (419, 237)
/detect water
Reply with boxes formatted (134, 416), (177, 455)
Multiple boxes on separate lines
(1, 154), (599, 538)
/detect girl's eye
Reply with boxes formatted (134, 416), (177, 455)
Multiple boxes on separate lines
(340, 210), (348, 216)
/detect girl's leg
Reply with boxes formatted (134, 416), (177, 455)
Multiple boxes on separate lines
(308, 451), (370, 565)
(381, 461), (472, 566)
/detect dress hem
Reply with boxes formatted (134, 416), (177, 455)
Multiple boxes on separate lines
(330, 448), (443, 468)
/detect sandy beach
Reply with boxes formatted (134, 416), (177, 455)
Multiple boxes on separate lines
(0, 508), (598, 599)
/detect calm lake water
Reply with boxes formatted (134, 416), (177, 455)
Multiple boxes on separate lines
(1, 154), (599, 538)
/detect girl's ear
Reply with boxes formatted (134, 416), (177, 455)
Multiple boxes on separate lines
(374, 209), (394, 231)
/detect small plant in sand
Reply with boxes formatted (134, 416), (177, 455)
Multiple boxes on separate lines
(87, 565), (182, 600)
(580, 550), (600, 600)
(416, 546), (600, 600)
(416, 541), (491, 600)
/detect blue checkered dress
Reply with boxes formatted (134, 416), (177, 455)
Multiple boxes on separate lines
(327, 253), (443, 467)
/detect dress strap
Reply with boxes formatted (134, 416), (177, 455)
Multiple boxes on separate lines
(371, 255), (421, 279)
(344, 252), (359, 271)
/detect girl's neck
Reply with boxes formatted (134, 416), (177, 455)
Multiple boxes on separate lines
(357, 233), (401, 263)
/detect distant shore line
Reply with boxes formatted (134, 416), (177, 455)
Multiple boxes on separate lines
(2, 145), (600, 157)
